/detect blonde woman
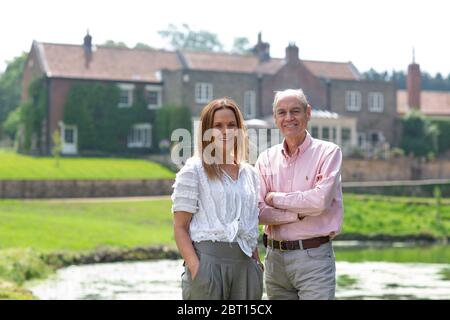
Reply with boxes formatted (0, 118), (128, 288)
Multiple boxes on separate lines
(172, 98), (263, 300)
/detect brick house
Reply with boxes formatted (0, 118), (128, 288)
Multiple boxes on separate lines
(22, 32), (396, 155)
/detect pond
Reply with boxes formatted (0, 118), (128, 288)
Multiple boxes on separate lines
(29, 242), (450, 300)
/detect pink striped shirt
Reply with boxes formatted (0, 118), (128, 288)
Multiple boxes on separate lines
(255, 131), (343, 241)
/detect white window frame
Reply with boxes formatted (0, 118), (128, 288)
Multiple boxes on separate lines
(368, 92), (384, 113)
(59, 122), (78, 155)
(127, 123), (152, 148)
(345, 91), (362, 111)
(145, 85), (162, 110)
(118, 83), (135, 108)
(244, 90), (256, 118)
(195, 83), (213, 103)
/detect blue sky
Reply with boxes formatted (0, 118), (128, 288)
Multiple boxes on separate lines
(1, 0), (449, 76)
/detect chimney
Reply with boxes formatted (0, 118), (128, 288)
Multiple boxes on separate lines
(252, 32), (270, 63)
(407, 48), (421, 109)
(83, 30), (93, 68)
(285, 42), (299, 65)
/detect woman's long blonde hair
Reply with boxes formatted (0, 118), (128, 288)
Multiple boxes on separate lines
(197, 98), (248, 180)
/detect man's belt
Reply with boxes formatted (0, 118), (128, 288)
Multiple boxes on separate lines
(263, 233), (330, 251)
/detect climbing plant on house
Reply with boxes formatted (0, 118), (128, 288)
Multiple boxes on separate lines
(63, 82), (156, 154)
(19, 77), (47, 153)
(154, 105), (192, 149)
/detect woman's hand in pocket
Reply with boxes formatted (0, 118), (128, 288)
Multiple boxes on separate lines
(188, 259), (200, 280)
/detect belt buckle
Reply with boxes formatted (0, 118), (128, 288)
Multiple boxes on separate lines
(278, 240), (286, 251)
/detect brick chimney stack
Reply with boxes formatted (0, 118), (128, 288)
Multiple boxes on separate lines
(252, 32), (270, 63)
(285, 42), (299, 65)
(407, 48), (421, 109)
(83, 30), (93, 68)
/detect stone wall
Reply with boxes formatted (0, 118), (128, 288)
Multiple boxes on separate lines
(0, 179), (175, 199)
(342, 158), (450, 182)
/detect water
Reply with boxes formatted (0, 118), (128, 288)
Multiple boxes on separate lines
(29, 243), (450, 300)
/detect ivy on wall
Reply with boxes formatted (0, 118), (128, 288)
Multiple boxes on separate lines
(18, 79), (193, 155)
(19, 77), (47, 153)
(154, 105), (192, 147)
(63, 82), (156, 154)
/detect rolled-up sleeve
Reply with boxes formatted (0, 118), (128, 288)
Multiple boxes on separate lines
(171, 161), (199, 214)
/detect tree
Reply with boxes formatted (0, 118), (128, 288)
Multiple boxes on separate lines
(158, 24), (223, 52)
(0, 53), (27, 124)
(134, 42), (153, 50)
(2, 105), (21, 139)
(400, 109), (439, 158)
(231, 37), (252, 54)
(102, 40), (128, 48)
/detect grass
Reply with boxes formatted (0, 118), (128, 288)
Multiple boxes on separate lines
(337, 275), (358, 288)
(0, 194), (448, 299)
(342, 194), (450, 238)
(0, 149), (175, 180)
(335, 244), (450, 264)
(0, 194), (448, 252)
(0, 199), (174, 251)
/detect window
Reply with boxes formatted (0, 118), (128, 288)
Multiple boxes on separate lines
(322, 127), (330, 141)
(341, 128), (351, 145)
(195, 83), (213, 103)
(311, 126), (319, 138)
(368, 130), (384, 145)
(128, 123), (152, 148)
(368, 92), (384, 112)
(244, 90), (256, 118)
(64, 128), (74, 144)
(118, 83), (135, 107)
(345, 91), (361, 111)
(145, 85), (162, 109)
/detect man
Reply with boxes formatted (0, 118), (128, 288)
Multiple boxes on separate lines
(255, 89), (343, 300)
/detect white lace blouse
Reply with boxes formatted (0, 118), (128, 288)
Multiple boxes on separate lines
(171, 156), (260, 257)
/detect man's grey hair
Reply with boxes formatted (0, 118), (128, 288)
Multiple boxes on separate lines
(272, 89), (309, 112)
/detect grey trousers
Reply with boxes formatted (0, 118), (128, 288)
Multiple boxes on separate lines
(264, 241), (336, 300)
(181, 241), (263, 300)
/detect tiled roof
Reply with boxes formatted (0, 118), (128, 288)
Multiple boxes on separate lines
(33, 41), (362, 81)
(302, 60), (361, 80)
(37, 42), (180, 82)
(181, 51), (261, 73)
(397, 89), (450, 116)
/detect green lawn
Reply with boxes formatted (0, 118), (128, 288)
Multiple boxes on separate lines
(0, 194), (448, 252)
(0, 149), (174, 180)
(0, 199), (174, 252)
(342, 194), (450, 238)
(0, 194), (448, 299)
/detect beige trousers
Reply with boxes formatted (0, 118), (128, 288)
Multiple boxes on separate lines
(264, 241), (336, 300)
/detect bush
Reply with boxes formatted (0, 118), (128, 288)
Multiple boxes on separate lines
(430, 118), (450, 155)
(401, 110), (439, 157)
(0, 249), (52, 285)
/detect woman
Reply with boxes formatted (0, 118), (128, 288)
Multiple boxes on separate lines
(172, 97), (263, 300)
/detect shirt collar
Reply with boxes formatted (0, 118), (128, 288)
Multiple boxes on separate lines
(281, 130), (312, 159)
